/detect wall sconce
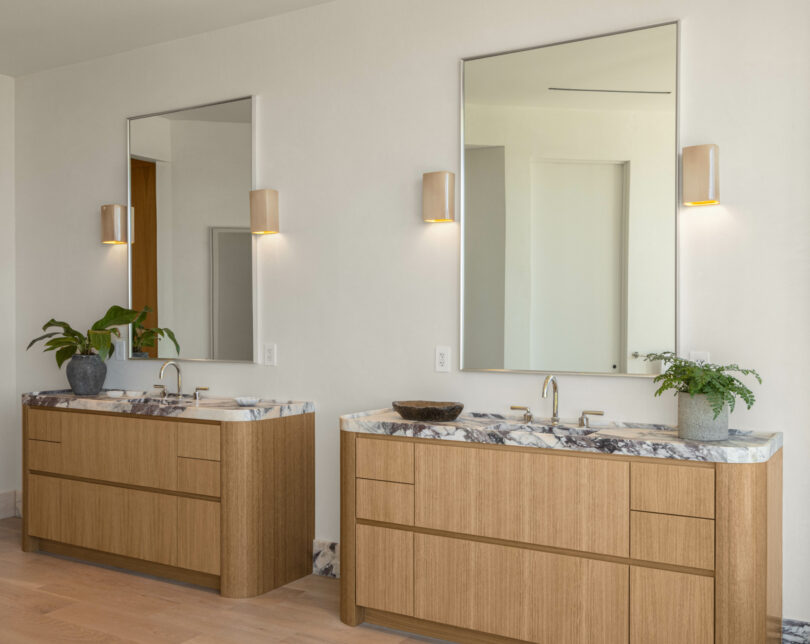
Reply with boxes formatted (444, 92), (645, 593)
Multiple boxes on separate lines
(100, 204), (127, 244)
(422, 171), (455, 222)
(250, 189), (279, 234)
(682, 144), (719, 206)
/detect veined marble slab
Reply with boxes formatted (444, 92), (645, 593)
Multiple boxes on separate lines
(340, 409), (782, 463)
(23, 390), (314, 423)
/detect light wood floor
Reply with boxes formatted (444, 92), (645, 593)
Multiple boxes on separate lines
(0, 518), (442, 644)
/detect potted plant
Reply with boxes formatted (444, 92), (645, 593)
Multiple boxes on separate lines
(130, 306), (179, 358)
(27, 305), (141, 395)
(645, 351), (761, 441)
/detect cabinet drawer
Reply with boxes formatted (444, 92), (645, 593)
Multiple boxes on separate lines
(356, 524), (413, 615)
(178, 458), (221, 497)
(356, 479), (414, 525)
(631, 462), (715, 518)
(356, 437), (414, 483)
(178, 424), (220, 461)
(29, 411), (178, 490)
(630, 566), (713, 644)
(415, 444), (629, 556)
(27, 474), (178, 566)
(178, 498), (220, 574)
(27, 408), (63, 442)
(28, 439), (62, 472)
(415, 533), (628, 642)
(631, 511), (714, 570)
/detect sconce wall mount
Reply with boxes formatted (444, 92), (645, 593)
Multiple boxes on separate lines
(682, 144), (719, 206)
(101, 204), (128, 244)
(423, 171), (455, 222)
(250, 189), (280, 234)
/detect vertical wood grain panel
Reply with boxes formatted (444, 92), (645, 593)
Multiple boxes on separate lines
(177, 457), (221, 497)
(26, 474), (62, 541)
(631, 462), (715, 518)
(356, 479), (414, 525)
(28, 439), (62, 472)
(340, 430), (363, 626)
(630, 566), (713, 644)
(415, 533), (628, 642)
(766, 450), (782, 642)
(131, 157), (159, 358)
(27, 408), (63, 442)
(177, 424), (221, 460)
(177, 498), (221, 575)
(356, 525), (413, 616)
(415, 443), (629, 556)
(356, 437), (414, 483)
(630, 511), (715, 570)
(266, 413), (315, 588)
(220, 420), (262, 598)
(715, 460), (768, 643)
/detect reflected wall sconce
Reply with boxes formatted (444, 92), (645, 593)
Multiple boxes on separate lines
(250, 189), (280, 234)
(682, 144), (719, 206)
(422, 171), (455, 222)
(100, 204), (127, 244)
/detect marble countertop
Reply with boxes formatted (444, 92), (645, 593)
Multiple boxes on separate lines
(23, 390), (314, 423)
(340, 409), (782, 463)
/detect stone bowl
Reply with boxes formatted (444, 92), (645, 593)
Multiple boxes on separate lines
(392, 400), (464, 422)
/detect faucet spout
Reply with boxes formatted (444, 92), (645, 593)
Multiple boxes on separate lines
(542, 375), (559, 425)
(159, 360), (182, 396)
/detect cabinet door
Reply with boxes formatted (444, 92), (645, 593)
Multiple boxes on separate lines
(415, 533), (628, 643)
(356, 524), (413, 616)
(415, 444), (629, 556)
(27, 474), (178, 566)
(630, 566), (714, 644)
(178, 498), (221, 574)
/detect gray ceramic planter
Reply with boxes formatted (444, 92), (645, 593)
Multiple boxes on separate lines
(66, 354), (107, 396)
(678, 392), (729, 441)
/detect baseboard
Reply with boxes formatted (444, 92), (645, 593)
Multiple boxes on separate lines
(784, 618), (810, 643)
(0, 490), (16, 519)
(15, 489), (22, 517)
(312, 539), (339, 578)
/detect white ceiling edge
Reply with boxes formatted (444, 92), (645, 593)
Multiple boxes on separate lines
(0, 0), (335, 77)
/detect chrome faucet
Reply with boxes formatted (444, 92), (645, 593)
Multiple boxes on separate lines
(542, 375), (559, 425)
(159, 360), (182, 396)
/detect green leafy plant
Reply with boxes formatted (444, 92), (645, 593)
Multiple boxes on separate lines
(27, 305), (141, 366)
(645, 351), (762, 418)
(131, 306), (179, 355)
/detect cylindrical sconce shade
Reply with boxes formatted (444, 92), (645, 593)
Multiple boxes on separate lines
(422, 171), (455, 222)
(250, 189), (279, 234)
(682, 144), (719, 206)
(100, 204), (127, 244)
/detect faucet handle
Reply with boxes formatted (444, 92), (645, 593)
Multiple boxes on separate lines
(194, 386), (209, 401)
(510, 405), (533, 423)
(578, 410), (604, 428)
(152, 384), (166, 398)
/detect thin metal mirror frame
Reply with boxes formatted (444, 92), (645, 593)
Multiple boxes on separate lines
(459, 21), (680, 378)
(126, 96), (257, 364)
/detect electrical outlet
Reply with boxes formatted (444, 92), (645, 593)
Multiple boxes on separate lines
(264, 343), (278, 366)
(114, 339), (126, 361)
(435, 345), (451, 372)
(689, 350), (711, 363)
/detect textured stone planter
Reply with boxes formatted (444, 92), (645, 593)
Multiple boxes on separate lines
(66, 354), (107, 396)
(678, 392), (729, 441)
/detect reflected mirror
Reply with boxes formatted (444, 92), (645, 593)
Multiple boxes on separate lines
(461, 24), (677, 375)
(128, 97), (254, 362)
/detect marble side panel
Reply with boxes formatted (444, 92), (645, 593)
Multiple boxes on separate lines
(340, 409), (782, 464)
(312, 539), (339, 579)
(784, 619), (810, 644)
(23, 390), (314, 423)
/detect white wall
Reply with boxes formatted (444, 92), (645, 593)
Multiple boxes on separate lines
(11, 0), (810, 620)
(0, 74), (15, 511)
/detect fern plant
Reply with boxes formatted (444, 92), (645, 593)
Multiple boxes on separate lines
(645, 351), (761, 419)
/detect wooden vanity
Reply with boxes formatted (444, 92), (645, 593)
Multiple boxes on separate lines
(340, 412), (783, 644)
(22, 396), (315, 598)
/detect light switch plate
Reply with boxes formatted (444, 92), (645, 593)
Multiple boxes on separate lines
(264, 343), (278, 366)
(689, 350), (711, 363)
(435, 345), (451, 372)
(113, 339), (126, 361)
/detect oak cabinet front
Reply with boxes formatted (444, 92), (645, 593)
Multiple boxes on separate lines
(415, 443), (629, 556)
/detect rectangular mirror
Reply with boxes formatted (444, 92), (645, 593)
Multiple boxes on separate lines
(127, 97), (254, 362)
(461, 23), (678, 376)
